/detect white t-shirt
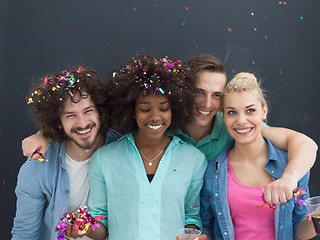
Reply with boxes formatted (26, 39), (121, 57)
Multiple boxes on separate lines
(65, 154), (92, 240)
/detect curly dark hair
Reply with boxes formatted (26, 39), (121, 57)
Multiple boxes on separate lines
(26, 66), (109, 141)
(106, 54), (194, 133)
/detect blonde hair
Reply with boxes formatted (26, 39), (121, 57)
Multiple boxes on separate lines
(222, 72), (267, 108)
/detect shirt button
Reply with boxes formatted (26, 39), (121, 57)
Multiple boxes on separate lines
(65, 190), (69, 194)
(271, 170), (274, 173)
(215, 175), (218, 178)
(213, 201), (215, 205)
(218, 212), (222, 215)
(282, 206), (285, 209)
(224, 232), (228, 235)
(280, 226), (283, 229)
(215, 193), (219, 196)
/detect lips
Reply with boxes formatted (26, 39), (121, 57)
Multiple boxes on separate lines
(196, 108), (211, 116)
(72, 124), (95, 136)
(235, 128), (252, 134)
(146, 124), (163, 130)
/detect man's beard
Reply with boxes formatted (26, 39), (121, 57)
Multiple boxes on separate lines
(67, 123), (99, 150)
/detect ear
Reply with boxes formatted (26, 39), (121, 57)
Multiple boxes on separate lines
(57, 123), (63, 129)
(262, 104), (268, 120)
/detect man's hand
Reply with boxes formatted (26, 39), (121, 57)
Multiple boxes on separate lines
(22, 131), (49, 159)
(264, 173), (298, 205)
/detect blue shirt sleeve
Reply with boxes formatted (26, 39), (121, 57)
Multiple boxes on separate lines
(200, 159), (216, 239)
(11, 159), (46, 240)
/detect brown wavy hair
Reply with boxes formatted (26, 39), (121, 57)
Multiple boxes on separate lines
(26, 67), (109, 141)
(106, 54), (194, 133)
(187, 53), (226, 85)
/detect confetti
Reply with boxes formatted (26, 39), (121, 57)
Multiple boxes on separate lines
(55, 206), (104, 240)
(185, 6), (189, 11)
(227, 27), (232, 32)
(31, 147), (47, 162)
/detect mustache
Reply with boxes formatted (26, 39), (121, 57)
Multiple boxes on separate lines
(71, 123), (95, 132)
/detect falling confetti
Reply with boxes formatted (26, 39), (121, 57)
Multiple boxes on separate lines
(227, 27), (232, 32)
(185, 6), (189, 11)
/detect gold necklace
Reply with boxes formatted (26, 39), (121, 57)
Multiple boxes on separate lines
(139, 138), (166, 166)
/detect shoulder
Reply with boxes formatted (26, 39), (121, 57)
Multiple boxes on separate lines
(106, 128), (123, 144)
(95, 133), (131, 156)
(173, 137), (205, 156)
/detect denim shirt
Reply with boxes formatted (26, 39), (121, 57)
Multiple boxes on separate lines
(200, 138), (310, 240)
(11, 129), (122, 240)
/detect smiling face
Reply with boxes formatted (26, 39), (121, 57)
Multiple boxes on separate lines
(59, 94), (101, 150)
(134, 94), (172, 141)
(222, 91), (267, 145)
(191, 70), (227, 129)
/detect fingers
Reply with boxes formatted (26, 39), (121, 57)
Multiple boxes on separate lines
(264, 178), (297, 205)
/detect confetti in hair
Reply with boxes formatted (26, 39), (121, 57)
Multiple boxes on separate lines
(26, 66), (96, 105)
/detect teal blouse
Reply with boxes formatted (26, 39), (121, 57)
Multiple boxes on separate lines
(88, 133), (207, 240)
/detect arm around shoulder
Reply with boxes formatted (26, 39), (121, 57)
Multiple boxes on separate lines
(262, 127), (318, 204)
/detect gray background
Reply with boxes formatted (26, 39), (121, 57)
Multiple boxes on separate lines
(1, 0), (319, 239)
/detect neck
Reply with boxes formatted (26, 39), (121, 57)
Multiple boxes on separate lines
(231, 135), (268, 164)
(134, 131), (168, 150)
(65, 133), (105, 161)
(185, 118), (214, 143)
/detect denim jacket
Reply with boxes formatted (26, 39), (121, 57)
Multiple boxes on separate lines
(11, 129), (122, 240)
(200, 138), (310, 240)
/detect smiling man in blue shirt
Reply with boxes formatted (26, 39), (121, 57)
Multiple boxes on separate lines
(11, 67), (121, 240)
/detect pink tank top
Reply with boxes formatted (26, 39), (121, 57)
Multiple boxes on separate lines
(227, 152), (275, 240)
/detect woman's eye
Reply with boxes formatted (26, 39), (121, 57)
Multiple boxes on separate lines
(247, 109), (256, 113)
(160, 108), (169, 112)
(140, 109), (149, 112)
(227, 111), (235, 115)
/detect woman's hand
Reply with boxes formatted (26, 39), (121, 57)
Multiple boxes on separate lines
(176, 233), (208, 240)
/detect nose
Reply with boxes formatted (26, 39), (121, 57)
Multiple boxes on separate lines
(150, 109), (161, 122)
(237, 112), (248, 124)
(204, 95), (212, 108)
(76, 114), (89, 128)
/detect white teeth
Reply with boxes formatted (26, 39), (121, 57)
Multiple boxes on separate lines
(236, 128), (251, 133)
(147, 124), (162, 130)
(76, 128), (91, 134)
(198, 109), (210, 115)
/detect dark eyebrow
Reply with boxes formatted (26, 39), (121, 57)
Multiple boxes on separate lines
(138, 101), (169, 105)
(62, 105), (95, 115)
(225, 106), (235, 110)
(246, 104), (256, 108)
